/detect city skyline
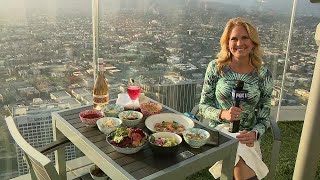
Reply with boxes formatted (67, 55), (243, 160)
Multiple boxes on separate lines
(0, 1), (320, 179)
(0, 0), (318, 107)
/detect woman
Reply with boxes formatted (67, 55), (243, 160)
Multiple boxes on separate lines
(199, 17), (273, 180)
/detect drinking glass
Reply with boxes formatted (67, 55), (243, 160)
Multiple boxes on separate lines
(127, 79), (141, 110)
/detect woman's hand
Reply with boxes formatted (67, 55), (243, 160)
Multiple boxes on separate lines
(220, 106), (242, 121)
(236, 130), (256, 147)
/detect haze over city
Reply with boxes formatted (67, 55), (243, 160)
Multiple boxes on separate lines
(1, 0), (320, 16)
(0, 0), (320, 179)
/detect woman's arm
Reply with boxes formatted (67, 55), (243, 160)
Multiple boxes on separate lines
(199, 61), (223, 123)
(252, 68), (273, 140)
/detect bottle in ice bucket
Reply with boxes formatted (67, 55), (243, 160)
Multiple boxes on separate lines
(93, 58), (109, 110)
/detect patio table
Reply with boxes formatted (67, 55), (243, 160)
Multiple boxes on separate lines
(52, 99), (238, 180)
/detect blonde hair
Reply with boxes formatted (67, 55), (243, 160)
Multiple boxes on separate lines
(216, 17), (263, 74)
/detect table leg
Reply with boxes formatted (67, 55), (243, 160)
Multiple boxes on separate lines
(53, 118), (67, 180)
(220, 143), (238, 180)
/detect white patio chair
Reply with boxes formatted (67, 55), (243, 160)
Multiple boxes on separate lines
(5, 116), (71, 180)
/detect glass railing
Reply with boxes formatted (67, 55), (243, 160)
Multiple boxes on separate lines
(0, 0), (319, 179)
(0, 0), (93, 179)
(97, 0), (296, 108)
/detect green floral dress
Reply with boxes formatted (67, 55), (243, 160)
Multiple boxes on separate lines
(199, 60), (273, 139)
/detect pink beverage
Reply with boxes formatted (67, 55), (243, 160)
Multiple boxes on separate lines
(127, 86), (141, 100)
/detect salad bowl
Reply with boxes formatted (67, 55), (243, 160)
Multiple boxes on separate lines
(118, 111), (143, 127)
(106, 127), (148, 154)
(96, 117), (122, 135)
(149, 132), (182, 155)
(183, 128), (210, 148)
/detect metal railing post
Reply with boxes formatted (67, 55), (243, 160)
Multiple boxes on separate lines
(293, 22), (320, 180)
(92, 0), (100, 81)
(276, 0), (297, 122)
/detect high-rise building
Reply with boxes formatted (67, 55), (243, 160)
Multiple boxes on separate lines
(142, 82), (197, 113)
(10, 101), (76, 175)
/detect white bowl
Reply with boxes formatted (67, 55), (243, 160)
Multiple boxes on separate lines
(118, 111), (143, 127)
(107, 140), (148, 154)
(102, 104), (124, 117)
(79, 109), (104, 127)
(145, 113), (195, 134)
(183, 128), (210, 148)
(106, 130), (148, 154)
(96, 117), (122, 135)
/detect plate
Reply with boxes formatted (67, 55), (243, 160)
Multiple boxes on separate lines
(145, 113), (195, 134)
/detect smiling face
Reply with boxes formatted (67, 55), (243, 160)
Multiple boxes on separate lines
(228, 25), (254, 61)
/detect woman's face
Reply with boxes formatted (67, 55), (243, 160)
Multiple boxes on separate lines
(228, 25), (254, 60)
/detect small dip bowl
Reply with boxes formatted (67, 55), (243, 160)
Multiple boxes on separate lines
(140, 102), (162, 117)
(96, 117), (122, 135)
(118, 111), (143, 127)
(102, 104), (124, 117)
(79, 109), (104, 127)
(183, 128), (210, 148)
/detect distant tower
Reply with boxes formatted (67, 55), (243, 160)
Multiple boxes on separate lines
(141, 82), (197, 113)
(204, 1), (207, 11)
(185, 0), (190, 7)
(200, 0), (208, 11)
(272, 55), (278, 82)
(255, 0), (265, 12)
(187, 30), (196, 36)
(120, 0), (129, 11)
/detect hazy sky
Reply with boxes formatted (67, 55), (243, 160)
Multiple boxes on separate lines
(0, 0), (319, 16)
(208, 0), (320, 15)
(0, 0), (92, 19)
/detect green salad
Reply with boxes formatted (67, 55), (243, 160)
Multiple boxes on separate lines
(109, 127), (147, 148)
(149, 135), (178, 147)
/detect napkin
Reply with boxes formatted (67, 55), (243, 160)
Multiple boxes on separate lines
(116, 93), (149, 109)
(208, 124), (269, 180)
(138, 93), (149, 104)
